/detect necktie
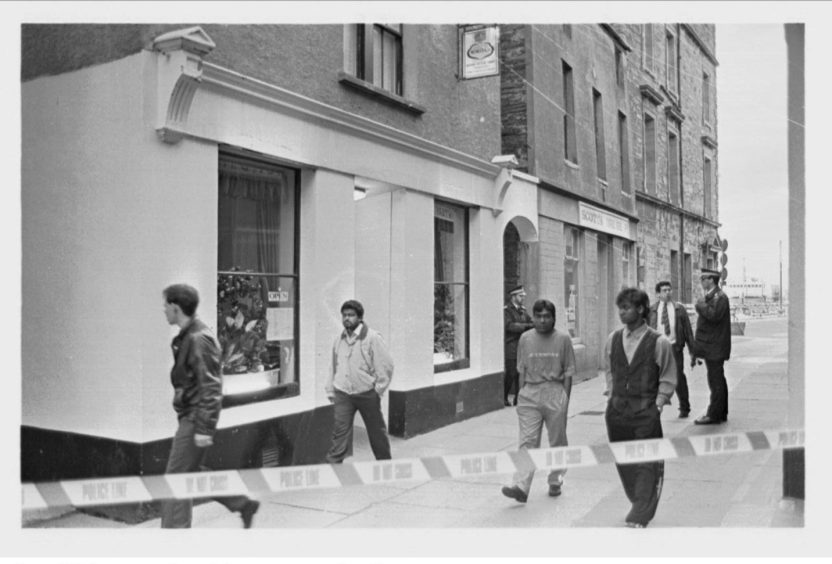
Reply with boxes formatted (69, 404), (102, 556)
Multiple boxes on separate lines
(661, 303), (671, 336)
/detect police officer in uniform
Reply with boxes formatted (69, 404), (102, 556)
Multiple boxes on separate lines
(504, 285), (534, 406)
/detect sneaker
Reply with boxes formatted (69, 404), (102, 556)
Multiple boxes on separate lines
(501, 485), (528, 503)
(240, 499), (260, 529)
(548, 484), (562, 497)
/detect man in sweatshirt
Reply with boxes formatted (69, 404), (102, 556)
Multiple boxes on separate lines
(501, 299), (576, 503)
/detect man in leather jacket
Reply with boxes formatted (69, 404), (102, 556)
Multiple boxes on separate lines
(161, 284), (259, 528)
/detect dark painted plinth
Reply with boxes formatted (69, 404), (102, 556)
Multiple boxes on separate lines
(388, 371), (504, 438)
(783, 447), (805, 499)
(21, 404), (335, 524)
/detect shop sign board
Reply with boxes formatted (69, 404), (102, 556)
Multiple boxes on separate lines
(459, 25), (500, 79)
(578, 202), (632, 240)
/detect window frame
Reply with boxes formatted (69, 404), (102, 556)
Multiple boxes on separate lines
(216, 151), (302, 408)
(618, 111), (631, 194)
(703, 153), (713, 218)
(667, 125), (680, 205)
(356, 24), (403, 96)
(593, 88), (607, 182)
(562, 60), (578, 165)
(665, 28), (678, 94)
(643, 110), (657, 195)
(433, 200), (471, 374)
(642, 24), (654, 75)
(702, 71), (711, 125)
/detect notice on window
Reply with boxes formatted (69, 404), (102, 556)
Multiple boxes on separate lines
(460, 25), (500, 79)
(267, 308), (294, 341)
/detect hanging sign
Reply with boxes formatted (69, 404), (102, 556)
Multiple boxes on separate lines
(459, 25), (500, 79)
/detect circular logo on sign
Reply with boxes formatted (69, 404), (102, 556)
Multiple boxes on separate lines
(467, 42), (494, 60)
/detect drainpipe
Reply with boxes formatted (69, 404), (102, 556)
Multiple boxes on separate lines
(676, 25), (687, 301)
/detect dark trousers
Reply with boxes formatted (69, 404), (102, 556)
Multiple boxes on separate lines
(160, 418), (250, 528)
(504, 358), (519, 403)
(605, 404), (665, 526)
(672, 346), (690, 413)
(326, 389), (392, 463)
(705, 359), (729, 421)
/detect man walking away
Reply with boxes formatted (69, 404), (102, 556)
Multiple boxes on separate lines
(325, 300), (394, 463)
(161, 284), (259, 528)
(504, 285), (534, 406)
(691, 268), (732, 425)
(604, 288), (677, 528)
(501, 299), (575, 503)
(648, 281), (695, 418)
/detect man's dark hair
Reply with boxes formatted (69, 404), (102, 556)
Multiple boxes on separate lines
(655, 280), (672, 294)
(531, 299), (556, 319)
(616, 287), (650, 320)
(340, 299), (364, 319)
(163, 284), (200, 317)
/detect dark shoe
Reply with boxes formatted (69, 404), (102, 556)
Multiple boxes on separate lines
(694, 415), (722, 425)
(548, 484), (562, 497)
(504, 400), (511, 407)
(512, 400), (518, 406)
(679, 411), (690, 419)
(626, 521), (646, 528)
(501, 485), (528, 503)
(240, 500), (260, 529)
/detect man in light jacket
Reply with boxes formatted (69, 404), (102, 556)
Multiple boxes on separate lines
(325, 299), (394, 463)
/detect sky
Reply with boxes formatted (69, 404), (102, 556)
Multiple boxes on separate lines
(716, 24), (790, 292)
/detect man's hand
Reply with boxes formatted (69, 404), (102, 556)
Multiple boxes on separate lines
(194, 433), (213, 448)
(656, 403), (664, 414)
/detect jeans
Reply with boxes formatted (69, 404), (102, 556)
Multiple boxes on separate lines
(160, 417), (250, 528)
(326, 389), (392, 463)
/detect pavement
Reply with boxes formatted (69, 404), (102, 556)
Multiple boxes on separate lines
(23, 317), (803, 531)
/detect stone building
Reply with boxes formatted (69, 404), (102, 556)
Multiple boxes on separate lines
(499, 23), (721, 372)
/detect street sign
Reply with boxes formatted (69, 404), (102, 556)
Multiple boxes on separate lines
(720, 253), (728, 266)
(721, 267), (728, 281)
(721, 238), (729, 251)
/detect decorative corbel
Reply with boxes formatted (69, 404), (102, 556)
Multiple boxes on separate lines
(490, 155), (519, 217)
(152, 26), (216, 144)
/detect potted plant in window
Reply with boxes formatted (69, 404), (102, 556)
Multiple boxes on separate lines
(217, 268), (269, 374)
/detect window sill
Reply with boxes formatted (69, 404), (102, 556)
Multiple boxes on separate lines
(564, 159), (580, 170)
(434, 358), (471, 374)
(338, 71), (426, 115)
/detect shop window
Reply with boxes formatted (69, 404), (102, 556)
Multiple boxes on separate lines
(622, 241), (631, 289)
(355, 24), (403, 96)
(434, 201), (469, 372)
(217, 153), (299, 407)
(562, 60), (578, 164)
(564, 226), (581, 338)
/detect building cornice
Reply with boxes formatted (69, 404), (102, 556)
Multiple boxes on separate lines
(600, 24), (632, 52)
(701, 135), (718, 149)
(539, 179), (640, 222)
(639, 84), (664, 106)
(681, 24), (719, 67)
(635, 191), (721, 227)
(665, 104), (685, 123)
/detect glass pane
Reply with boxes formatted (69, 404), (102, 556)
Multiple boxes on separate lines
(434, 202), (466, 283)
(218, 160), (295, 274)
(372, 26), (383, 88)
(564, 261), (578, 338)
(433, 283), (468, 365)
(382, 31), (398, 92)
(217, 273), (297, 391)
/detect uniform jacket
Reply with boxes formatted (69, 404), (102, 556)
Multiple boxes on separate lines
(694, 287), (732, 361)
(504, 303), (532, 359)
(170, 318), (223, 437)
(647, 300), (694, 353)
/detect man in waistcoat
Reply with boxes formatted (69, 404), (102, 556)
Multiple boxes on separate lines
(504, 285), (534, 406)
(648, 281), (695, 418)
(501, 299), (576, 503)
(691, 268), (732, 425)
(604, 287), (677, 528)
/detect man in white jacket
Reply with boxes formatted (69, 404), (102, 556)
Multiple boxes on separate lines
(325, 300), (394, 463)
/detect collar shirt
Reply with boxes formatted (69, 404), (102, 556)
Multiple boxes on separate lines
(660, 301), (677, 345)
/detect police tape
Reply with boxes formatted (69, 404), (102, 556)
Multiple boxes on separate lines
(22, 428), (804, 511)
